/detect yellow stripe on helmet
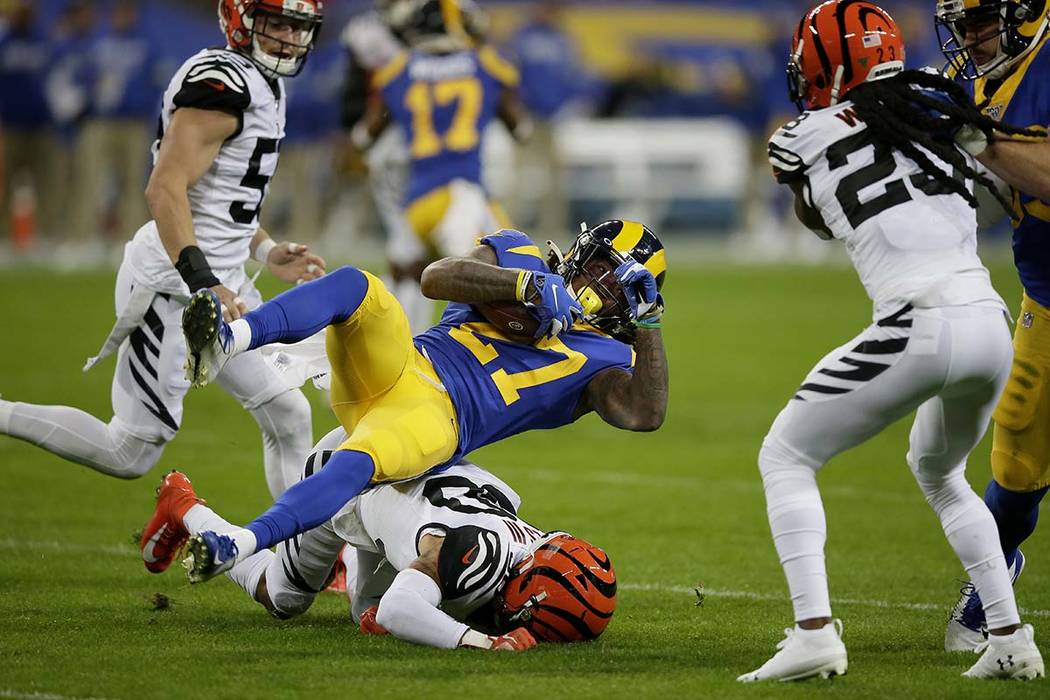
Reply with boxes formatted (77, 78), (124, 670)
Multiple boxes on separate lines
(440, 0), (465, 37)
(610, 221), (645, 254)
(645, 248), (667, 279)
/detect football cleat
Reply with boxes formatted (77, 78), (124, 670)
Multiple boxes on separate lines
(737, 620), (848, 682)
(963, 624), (1044, 680)
(182, 290), (235, 388)
(182, 530), (238, 584)
(945, 551), (1026, 652)
(139, 470), (204, 574)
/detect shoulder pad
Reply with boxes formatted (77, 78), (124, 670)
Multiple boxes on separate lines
(174, 52), (252, 115)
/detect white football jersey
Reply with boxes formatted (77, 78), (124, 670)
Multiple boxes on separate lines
(768, 102), (1005, 319)
(332, 463), (546, 620)
(128, 48), (285, 294)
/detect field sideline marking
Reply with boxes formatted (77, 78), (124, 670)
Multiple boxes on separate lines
(3, 537), (1048, 619)
(0, 691), (115, 700)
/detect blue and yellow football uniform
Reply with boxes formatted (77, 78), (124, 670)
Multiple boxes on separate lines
(323, 230), (633, 483)
(416, 229), (636, 456)
(961, 35), (1050, 491)
(374, 45), (517, 247)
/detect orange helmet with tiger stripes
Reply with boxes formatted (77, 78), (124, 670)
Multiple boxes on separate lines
(787, 0), (905, 111)
(499, 534), (617, 642)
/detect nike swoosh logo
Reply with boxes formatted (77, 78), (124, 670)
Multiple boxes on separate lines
(204, 79), (227, 92)
(142, 525), (167, 563)
(462, 544), (479, 565)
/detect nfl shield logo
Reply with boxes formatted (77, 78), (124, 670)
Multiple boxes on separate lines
(1022, 311), (1034, 328)
(986, 104), (1004, 121)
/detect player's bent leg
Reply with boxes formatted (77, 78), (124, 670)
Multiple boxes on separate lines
(183, 267), (373, 387)
(325, 271), (414, 407)
(257, 521), (346, 619)
(0, 402), (165, 478)
(218, 350), (314, 499)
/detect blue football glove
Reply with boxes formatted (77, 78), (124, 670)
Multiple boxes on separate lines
(525, 271), (583, 339)
(615, 258), (658, 321)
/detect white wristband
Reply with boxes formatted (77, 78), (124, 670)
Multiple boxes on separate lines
(459, 629), (494, 649)
(254, 238), (277, 264)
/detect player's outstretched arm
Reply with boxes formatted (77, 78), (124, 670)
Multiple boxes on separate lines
(146, 107), (247, 317)
(977, 137), (1050, 203)
(420, 245), (521, 303)
(581, 327), (668, 432)
(374, 535), (536, 651)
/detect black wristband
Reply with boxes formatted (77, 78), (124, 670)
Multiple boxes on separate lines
(175, 245), (221, 292)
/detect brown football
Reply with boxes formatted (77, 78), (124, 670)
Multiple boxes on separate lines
(474, 301), (539, 339)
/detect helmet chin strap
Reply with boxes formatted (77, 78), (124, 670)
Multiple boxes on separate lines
(828, 64), (845, 106)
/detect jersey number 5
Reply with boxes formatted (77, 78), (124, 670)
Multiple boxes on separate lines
(406, 78), (482, 159)
(230, 137), (279, 225)
(449, 324), (587, 406)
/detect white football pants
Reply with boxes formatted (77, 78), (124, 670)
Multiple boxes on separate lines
(759, 304), (1021, 630)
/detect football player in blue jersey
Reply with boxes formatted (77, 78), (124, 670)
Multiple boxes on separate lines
(177, 219), (667, 583)
(350, 0), (531, 332)
(936, 0), (1050, 652)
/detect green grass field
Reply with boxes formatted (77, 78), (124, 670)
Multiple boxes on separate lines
(0, 261), (1046, 700)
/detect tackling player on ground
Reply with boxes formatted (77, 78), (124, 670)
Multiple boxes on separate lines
(0, 0), (326, 500)
(934, 0), (1050, 652)
(178, 219), (666, 586)
(740, 0), (1045, 682)
(139, 430), (616, 650)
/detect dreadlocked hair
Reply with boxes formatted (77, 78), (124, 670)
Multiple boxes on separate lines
(847, 69), (1046, 220)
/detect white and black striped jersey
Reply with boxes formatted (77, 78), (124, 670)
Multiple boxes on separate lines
(331, 463), (545, 621)
(768, 102), (1005, 320)
(129, 48), (285, 293)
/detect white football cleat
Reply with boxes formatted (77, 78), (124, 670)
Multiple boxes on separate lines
(737, 619), (848, 682)
(963, 624), (1044, 680)
(945, 550), (1026, 653)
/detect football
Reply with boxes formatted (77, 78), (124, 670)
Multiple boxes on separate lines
(474, 301), (539, 339)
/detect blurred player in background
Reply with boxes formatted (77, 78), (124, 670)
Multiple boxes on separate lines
(0, 0), (62, 244)
(340, 0), (423, 328)
(0, 0), (326, 499)
(140, 439), (616, 650)
(177, 220), (665, 586)
(351, 0), (531, 332)
(935, 0), (1050, 653)
(740, 0), (1044, 682)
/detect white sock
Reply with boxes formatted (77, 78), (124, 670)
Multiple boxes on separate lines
(182, 503), (240, 536)
(226, 550), (273, 601)
(0, 399), (13, 434)
(231, 528), (259, 563)
(760, 439), (832, 621)
(181, 506), (258, 564)
(917, 469), (1020, 630)
(230, 318), (253, 354)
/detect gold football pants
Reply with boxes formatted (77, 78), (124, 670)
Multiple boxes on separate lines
(991, 293), (1050, 492)
(326, 272), (459, 482)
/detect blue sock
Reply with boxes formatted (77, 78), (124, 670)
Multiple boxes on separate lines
(246, 449), (376, 550)
(983, 479), (1049, 568)
(244, 266), (369, 350)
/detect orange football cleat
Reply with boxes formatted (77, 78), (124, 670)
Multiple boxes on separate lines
(359, 606), (389, 636)
(139, 470), (204, 574)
